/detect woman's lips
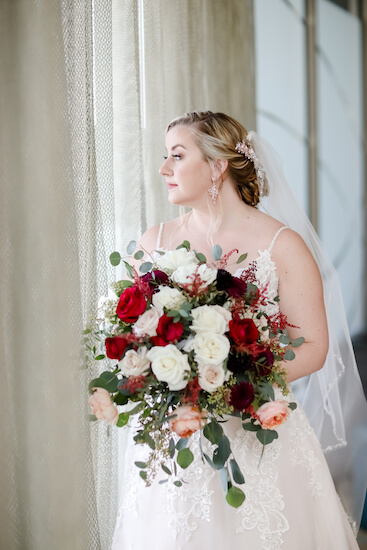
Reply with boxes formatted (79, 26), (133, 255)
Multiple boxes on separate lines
(167, 183), (177, 189)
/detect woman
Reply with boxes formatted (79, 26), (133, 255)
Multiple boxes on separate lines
(112, 111), (364, 549)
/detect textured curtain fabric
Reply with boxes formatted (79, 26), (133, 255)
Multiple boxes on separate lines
(0, 0), (115, 548)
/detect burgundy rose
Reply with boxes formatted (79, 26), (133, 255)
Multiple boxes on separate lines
(105, 336), (128, 360)
(229, 318), (259, 345)
(116, 286), (147, 323)
(227, 353), (253, 374)
(142, 270), (169, 290)
(256, 348), (274, 376)
(216, 269), (247, 298)
(151, 313), (184, 346)
(229, 382), (255, 411)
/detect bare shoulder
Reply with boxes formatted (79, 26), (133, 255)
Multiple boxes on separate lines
(271, 226), (321, 280)
(137, 223), (161, 254)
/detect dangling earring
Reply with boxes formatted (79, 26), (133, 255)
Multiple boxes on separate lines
(208, 176), (219, 204)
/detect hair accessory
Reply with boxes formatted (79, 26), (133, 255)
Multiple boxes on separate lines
(208, 175), (219, 204)
(235, 137), (268, 197)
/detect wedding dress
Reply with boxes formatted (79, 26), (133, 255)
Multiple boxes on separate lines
(111, 224), (359, 550)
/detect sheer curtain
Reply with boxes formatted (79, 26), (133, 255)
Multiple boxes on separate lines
(0, 1), (256, 548)
(0, 0), (115, 548)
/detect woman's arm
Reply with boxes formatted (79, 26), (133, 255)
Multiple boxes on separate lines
(272, 229), (329, 383)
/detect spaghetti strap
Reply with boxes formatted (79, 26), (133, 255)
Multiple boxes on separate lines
(268, 225), (289, 252)
(156, 222), (164, 249)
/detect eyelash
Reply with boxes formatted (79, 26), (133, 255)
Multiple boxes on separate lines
(163, 154), (182, 160)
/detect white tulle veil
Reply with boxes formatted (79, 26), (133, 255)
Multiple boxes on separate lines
(248, 131), (367, 530)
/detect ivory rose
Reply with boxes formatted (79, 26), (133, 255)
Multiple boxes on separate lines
(169, 405), (207, 438)
(155, 248), (198, 271)
(133, 307), (161, 337)
(119, 347), (151, 377)
(88, 387), (119, 425)
(198, 363), (226, 392)
(188, 333), (230, 365)
(152, 286), (186, 311)
(256, 400), (290, 429)
(172, 263), (217, 290)
(191, 305), (231, 334)
(147, 345), (190, 391)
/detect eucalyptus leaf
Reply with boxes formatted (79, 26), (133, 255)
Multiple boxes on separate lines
(289, 402), (297, 411)
(161, 464), (172, 476)
(219, 467), (230, 494)
(279, 334), (291, 345)
(176, 437), (188, 451)
(169, 438), (176, 458)
(139, 261), (153, 274)
(213, 435), (231, 469)
(196, 252), (207, 263)
(211, 244), (222, 261)
(89, 371), (118, 393)
(89, 414), (97, 422)
(242, 422), (261, 432)
(174, 480), (182, 487)
(177, 448), (194, 469)
(237, 253), (248, 264)
(291, 337), (305, 347)
(203, 452), (215, 469)
(110, 251), (121, 266)
(203, 420), (223, 445)
(226, 486), (245, 508)
(139, 470), (147, 481)
(127, 240), (137, 255)
(116, 412), (129, 427)
(123, 260), (134, 279)
(159, 479), (168, 484)
(114, 393), (128, 406)
(230, 458), (245, 484)
(134, 461), (147, 469)
(134, 250), (144, 260)
(256, 428), (278, 446)
(283, 349), (296, 361)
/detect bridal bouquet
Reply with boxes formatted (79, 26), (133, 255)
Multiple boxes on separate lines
(86, 241), (302, 508)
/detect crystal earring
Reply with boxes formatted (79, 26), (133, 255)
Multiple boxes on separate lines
(208, 176), (219, 204)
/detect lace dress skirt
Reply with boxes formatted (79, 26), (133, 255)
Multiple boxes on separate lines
(111, 391), (358, 550)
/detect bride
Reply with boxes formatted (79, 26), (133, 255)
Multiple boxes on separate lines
(112, 111), (366, 549)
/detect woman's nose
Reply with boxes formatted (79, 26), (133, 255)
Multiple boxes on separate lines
(159, 158), (172, 176)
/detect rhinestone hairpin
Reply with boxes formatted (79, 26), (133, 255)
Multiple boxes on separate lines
(235, 138), (267, 197)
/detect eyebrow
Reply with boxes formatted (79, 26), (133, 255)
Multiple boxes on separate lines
(165, 144), (186, 151)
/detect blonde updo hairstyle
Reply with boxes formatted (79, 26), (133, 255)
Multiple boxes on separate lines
(167, 110), (267, 207)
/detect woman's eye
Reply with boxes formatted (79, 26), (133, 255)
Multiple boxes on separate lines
(163, 155), (168, 160)
(173, 154), (182, 160)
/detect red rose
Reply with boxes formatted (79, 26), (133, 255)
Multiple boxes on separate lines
(116, 286), (147, 323)
(105, 336), (128, 360)
(229, 318), (259, 345)
(229, 382), (255, 411)
(151, 313), (184, 346)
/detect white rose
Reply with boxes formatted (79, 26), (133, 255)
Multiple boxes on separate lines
(191, 305), (231, 334)
(172, 263), (217, 290)
(155, 248), (199, 271)
(198, 363), (226, 392)
(152, 286), (186, 311)
(133, 307), (161, 337)
(192, 333), (230, 365)
(119, 347), (151, 377)
(147, 345), (190, 391)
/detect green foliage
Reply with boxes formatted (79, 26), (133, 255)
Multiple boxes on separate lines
(212, 435), (231, 469)
(212, 244), (222, 261)
(127, 240), (136, 255)
(279, 333), (291, 345)
(226, 486), (245, 508)
(237, 253), (248, 264)
(203, 419), (223, 445)
(161, 464), (172, 475)
(256, 428), (278, 446)
(176, 240), (190, 251)
(289, 402), (297, 411)
(177, 448), (194, 469)
(116, 412), (129, 427)
(291, 337), (305, 347)
(139, 261), (153, 274)
(176, 437), (188, 451)
(242, 421), (260, 432)
(134, 250), (144, 260)
(196, 252), (206, 263)
(123, 260), (134, 279)
(110, 251), (121, 266)
(89, 371), (118, 393)
(283, 349), (295, 361)
(229, 458), (245, 484)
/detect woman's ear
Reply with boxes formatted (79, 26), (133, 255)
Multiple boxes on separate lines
(213, 158), (228, 180)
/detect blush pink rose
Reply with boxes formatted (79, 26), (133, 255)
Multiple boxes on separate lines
(256, 400), (290, 430)
(88, 387), (119, 425)
(169, 405), (207, 439)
